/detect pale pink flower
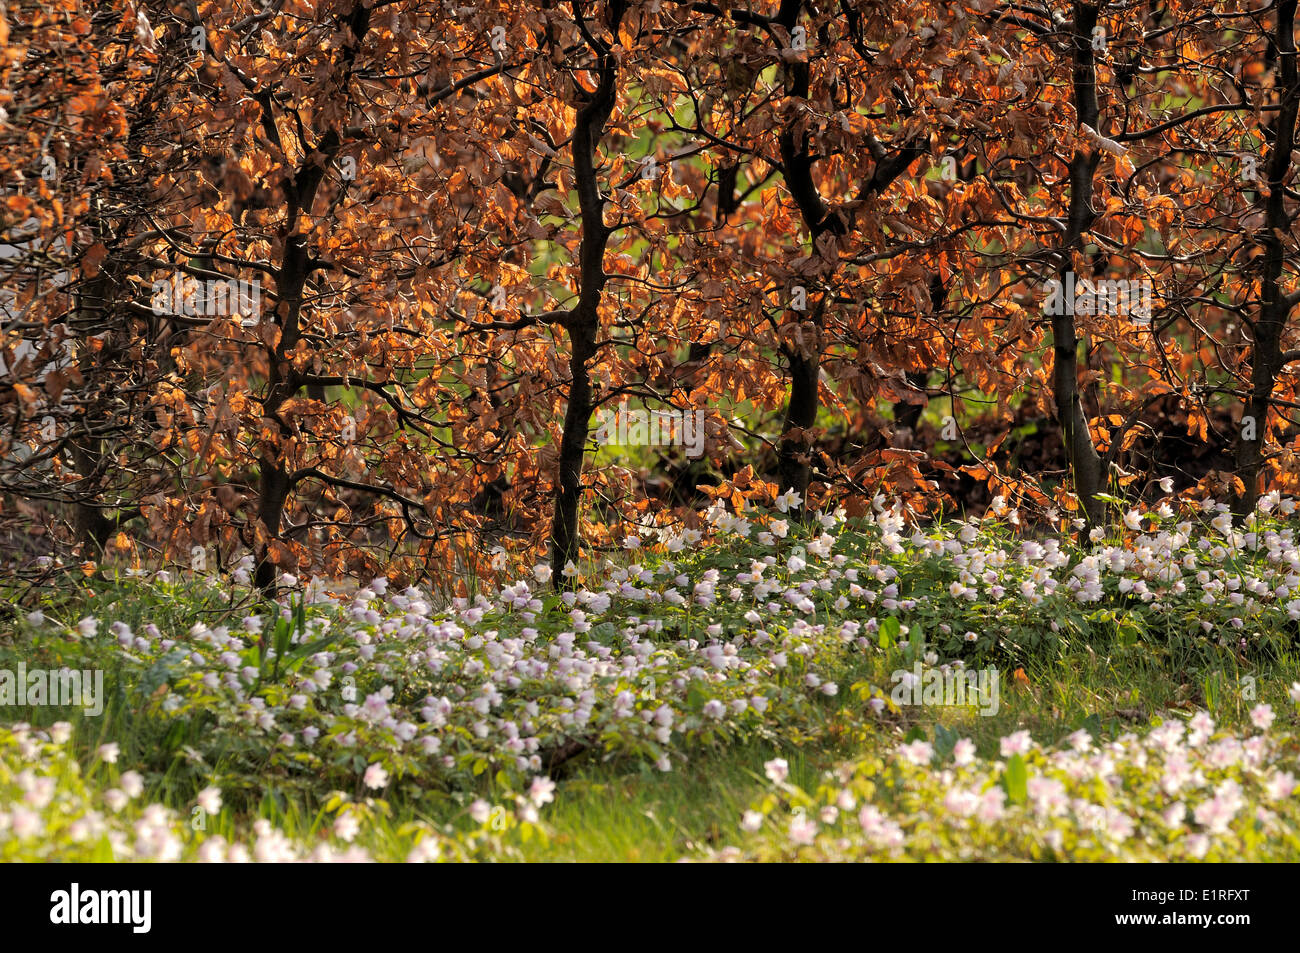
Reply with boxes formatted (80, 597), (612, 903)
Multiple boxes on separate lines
(897, 740), (934, 766)
(1250, 704), (1275, 731)
(528, 776), (556, 807)
(333, 813), (360, 842)
(999, 730), (1032, 757)
(788, 816), (817, 845)
(362, 762), (389, 789)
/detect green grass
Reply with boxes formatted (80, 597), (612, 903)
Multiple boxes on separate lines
(507, 645), (1299, 860)
(5, 506), (1300, 861)
(527, 744), (808, 862)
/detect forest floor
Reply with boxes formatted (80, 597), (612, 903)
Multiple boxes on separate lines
(3, 497), (1300, 861)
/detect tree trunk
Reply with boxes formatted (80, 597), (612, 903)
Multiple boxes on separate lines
(1234, 0), (1298, 518)
(1053, 1), (1106, 528)
(547, 23), (619, 583)
(251, 4), (373, 593)
(777, 347), (820, 503)
(770, 0), (924, 506)
(1052, 297), (1105, 526)
(549, 320), (596, 580)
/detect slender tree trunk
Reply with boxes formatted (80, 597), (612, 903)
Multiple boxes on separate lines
(1052, 289), (1105, 526)
(251, 4), (372, 592)
(254, 233), (311, 592)
(1053, 1), (1106, 527)
(770, 0), (924, 507)
(550, 322), (596, 580)
(548, 16), (619, 583)
(69, 208), (123, 555)
(774, 3), (829, 509)
(891, 276), (944, 438)
(777, 347), (820, 501)
(891, 373), (929, 433)
(1235, 0), (1298, 518)
(71, 277), (112, 553)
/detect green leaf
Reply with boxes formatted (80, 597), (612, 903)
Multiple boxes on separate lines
(934, 723), (958, 760)
(1003, 754), (1028, 804)
(91, 836), (115, 862)
(1204, 675), (1219, 709)
(272, 614), (293, 682)
(1116, 616), (1142, 646)
(137, 647), (190, 698)
(878, 615), (900, 648)
(686, 681), (708, 710)
(162, 719), (186, 752)
(290, 629), (346, 660)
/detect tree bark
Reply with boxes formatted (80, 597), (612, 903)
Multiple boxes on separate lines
(1234, 0), (1298, 518)
(771, 0), (924, 507)
(252, 3), (372, 592)
(1052, 1), (1106, 528)
(548, 4), (621, 583)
